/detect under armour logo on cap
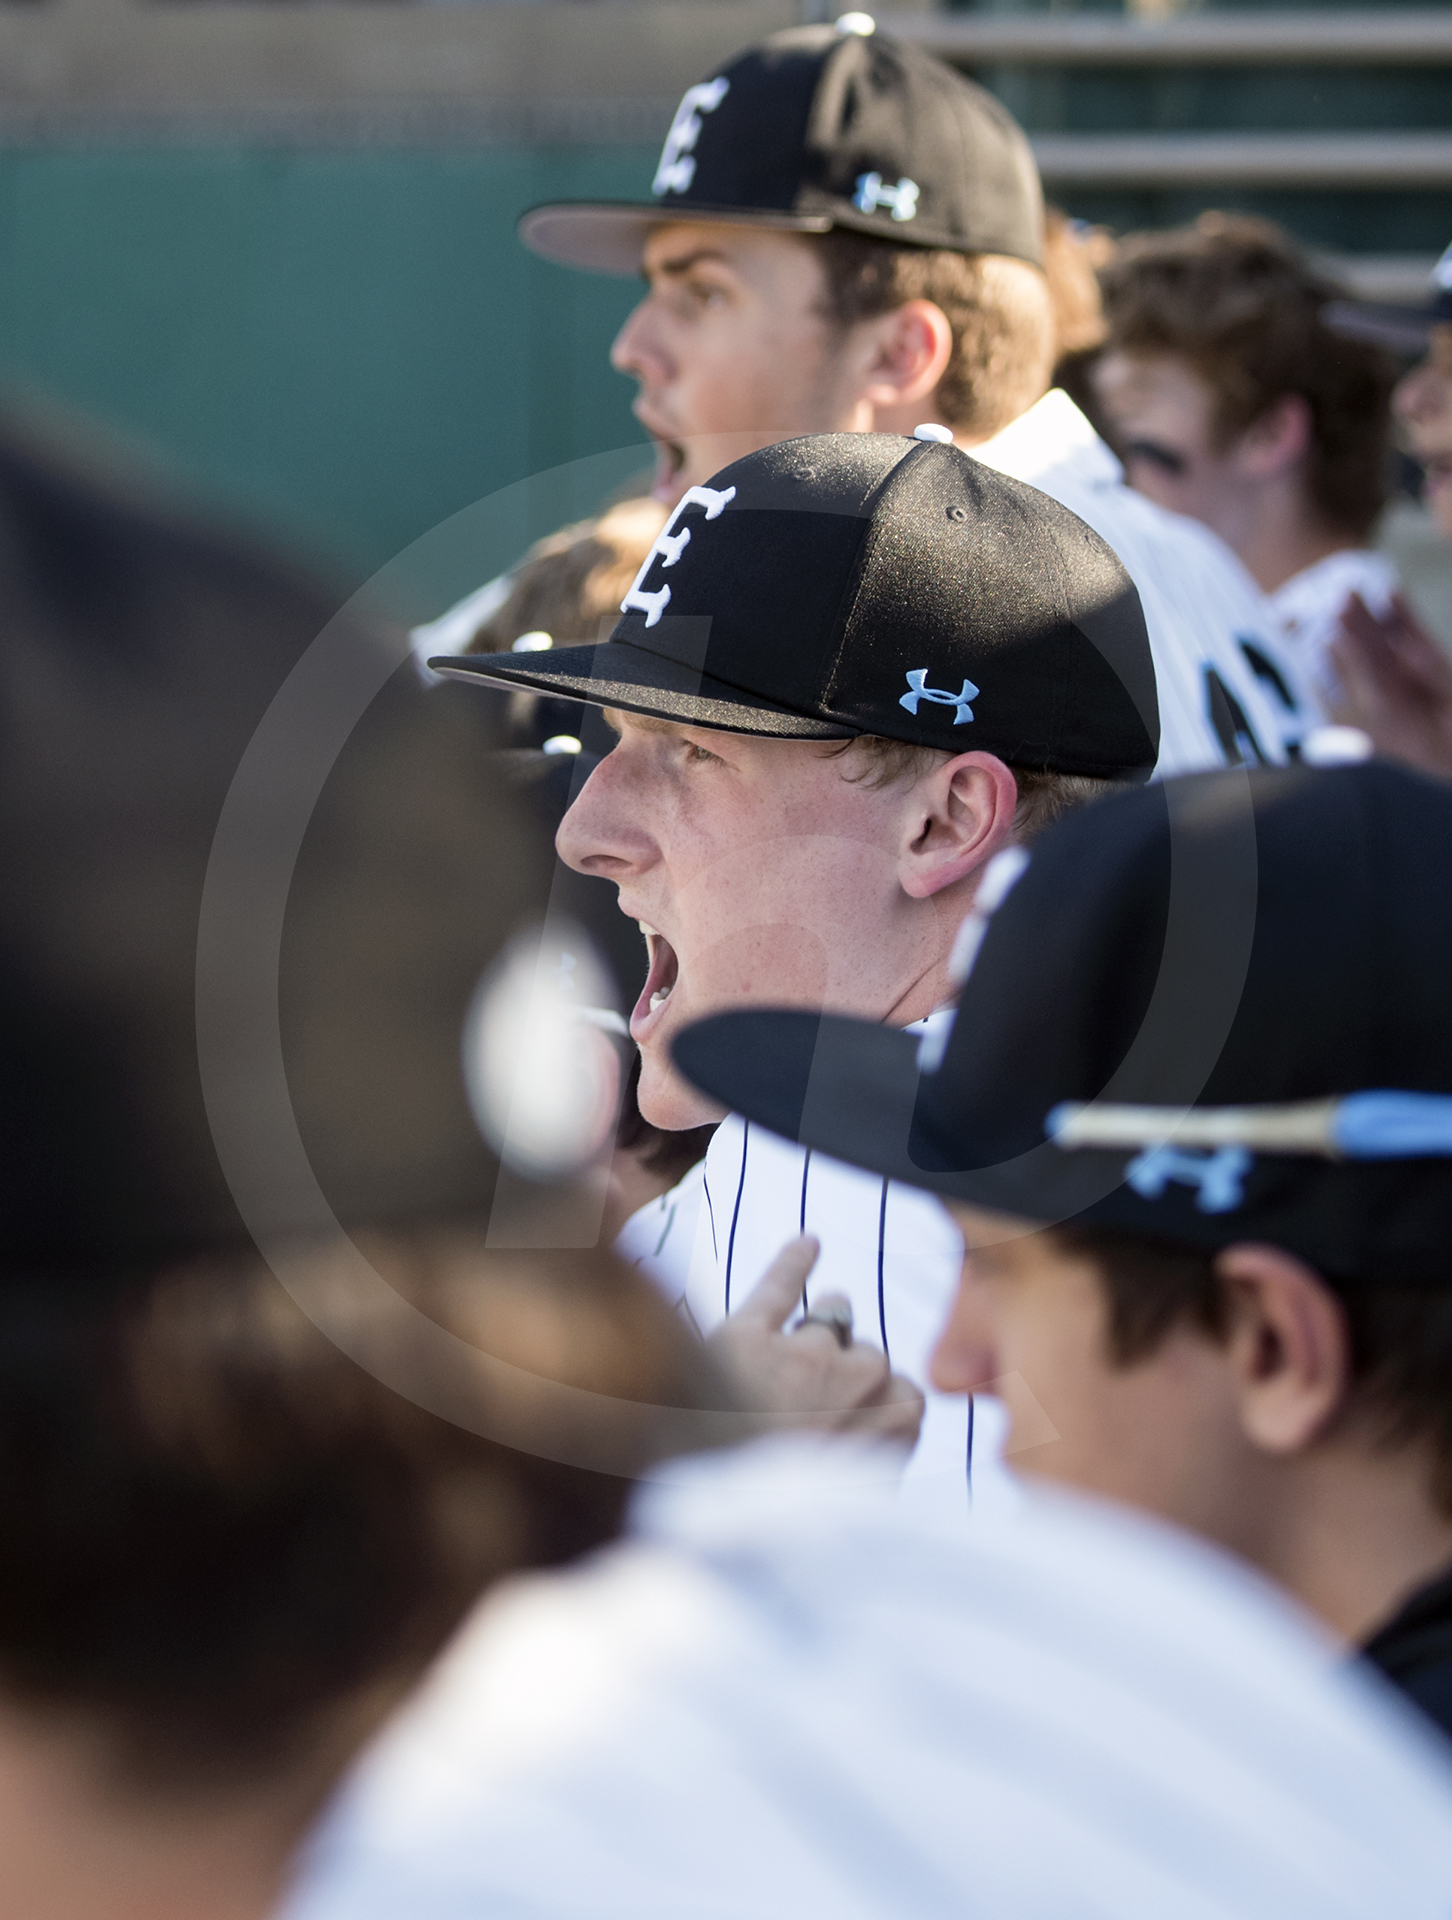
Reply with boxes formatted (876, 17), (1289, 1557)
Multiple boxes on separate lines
(1125, 1143), (1251, 1214)
(854, 172), (919, 222)
(620, 483), (737, 627)
(900, 668), (978, 724)
(653, 78), (730, 197)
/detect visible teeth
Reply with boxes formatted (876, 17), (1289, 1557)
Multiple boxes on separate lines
(649, 987), (671, 1010)
(639, 922), (658, 937)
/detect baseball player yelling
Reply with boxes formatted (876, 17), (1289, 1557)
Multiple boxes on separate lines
(437, 427), (1158, 1510)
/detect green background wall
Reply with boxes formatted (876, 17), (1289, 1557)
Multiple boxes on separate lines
(0, 145), (660, 600)
(0, 119), (1443, 612)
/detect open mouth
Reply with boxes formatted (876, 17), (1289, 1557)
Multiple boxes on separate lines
(631, 922), (680, 1041)
(1422, 453), (1452, 498)
(649, 437), (687, 502)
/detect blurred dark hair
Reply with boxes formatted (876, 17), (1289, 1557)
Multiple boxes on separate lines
(1055, 1224), (1452, 1516)
(1098, 213), (1397, 541)
(0, 1232), (720, 1793)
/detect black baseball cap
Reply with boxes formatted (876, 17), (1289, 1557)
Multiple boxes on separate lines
(1324, 241), (1452, 356)
(434, 431), (1159, 783)
(518, 20), (1043, 277)
(0, 409), (552, 1275)
(673, 763), (1452, 1287)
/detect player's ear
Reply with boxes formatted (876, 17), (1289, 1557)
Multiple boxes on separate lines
(856, 300), (955, 416)
(1234, 393), (1312, 481)
(898, 752), (1018, 900)
(1212, 1243), (1352, 1453)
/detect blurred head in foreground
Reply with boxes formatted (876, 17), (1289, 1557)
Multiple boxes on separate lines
(677, 762), (1452, 1731)
(0, 414), (715, 1916)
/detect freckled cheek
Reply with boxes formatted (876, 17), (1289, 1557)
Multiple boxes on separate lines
(677, 922), (832, 1013)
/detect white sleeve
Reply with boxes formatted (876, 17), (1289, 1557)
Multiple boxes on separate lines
(408, 572), (517, 684)
(614, 1160), (708, 1311)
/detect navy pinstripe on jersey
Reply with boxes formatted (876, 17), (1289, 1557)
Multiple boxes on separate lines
(614, 1013), (1017, 1517)
(721, 1119), (751, 1315)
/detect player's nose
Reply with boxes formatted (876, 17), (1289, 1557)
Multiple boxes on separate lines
(929, 1274), (1001, 1397)
(610, 295), (669, 385)
(555, 749), (657, 880)
(1394, 358), (1445, 424)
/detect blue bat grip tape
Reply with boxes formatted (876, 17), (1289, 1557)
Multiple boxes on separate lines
(1334, 1092), (1452, 1159)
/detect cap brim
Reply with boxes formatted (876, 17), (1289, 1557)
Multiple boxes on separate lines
(1322, 298), (1446, 356)
(432, 640), (855, 740)
(675, 1006), (1143, 1226)
(675, 1004), (952, 1178)
(518, 201), (833, 276)
(673, 1007), (1053, 1215)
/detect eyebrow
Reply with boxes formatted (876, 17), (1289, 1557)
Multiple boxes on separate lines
(644, 247), (734, 283)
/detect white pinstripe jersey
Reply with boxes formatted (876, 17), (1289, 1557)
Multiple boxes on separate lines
(616, 1014), (1018, 1516)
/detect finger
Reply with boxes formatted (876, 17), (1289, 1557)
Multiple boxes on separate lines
(848, 1377), (927, 1448)
(791, 1289), (853, 1341)
(808, 1369), (926, 1443)
(785, 1342), (892, 1408)
(731, 1235), (821, 1333)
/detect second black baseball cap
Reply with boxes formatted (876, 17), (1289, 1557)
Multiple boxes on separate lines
(673, 763), (1452, 1287)
(1325, 241), (1452, 356)
(519, 20), (1043, 277)
(434, 430), (1159, 783)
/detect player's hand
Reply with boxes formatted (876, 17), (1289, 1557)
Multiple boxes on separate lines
(706, 1235), (925, 1452)
(1330, 591), (1452, 780)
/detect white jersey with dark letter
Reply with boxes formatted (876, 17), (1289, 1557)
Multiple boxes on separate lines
(1271, 548), (1399, 709)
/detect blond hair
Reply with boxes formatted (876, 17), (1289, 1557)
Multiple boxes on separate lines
(825, 734), (1115, 842)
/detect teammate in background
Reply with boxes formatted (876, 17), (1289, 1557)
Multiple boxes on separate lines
(674, 760), (1452, 1738)
(1041, 205), (1116, 441)
(1323, 241), (1452, 779)
(515, 19), (1312, 767)
(1093, 214), (1398, 709)
(437, 425), (1161, 1510)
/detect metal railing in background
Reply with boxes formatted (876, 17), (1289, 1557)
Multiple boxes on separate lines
(887, 10), (1452, 65)
(881, 7), (1451, 298)
(0, 0), (1442, 293)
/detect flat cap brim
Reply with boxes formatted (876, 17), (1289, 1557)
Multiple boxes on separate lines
(432, 640), (855, 740)
(1322, 298), (1448, 356)
(672, 1005), (1143, 1224)
(518, 201), (833, 276)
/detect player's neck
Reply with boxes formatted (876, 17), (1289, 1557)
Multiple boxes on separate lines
(1221, 479), (1356, 596)
(0, 1701), (342, 1920)
(1247, 1444), (1452, 1646)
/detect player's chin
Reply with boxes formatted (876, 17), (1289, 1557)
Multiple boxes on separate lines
(635, 1041), (725, 1133)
